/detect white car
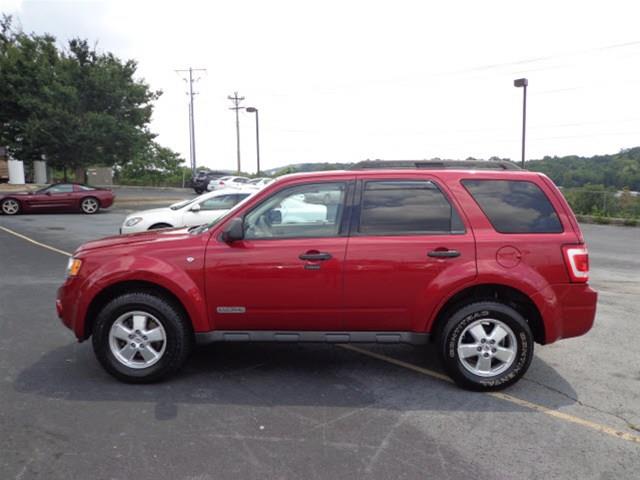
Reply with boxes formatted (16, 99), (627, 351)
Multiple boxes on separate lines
(245, 177), (274, 189)
(207, 175), (250, 191)
(120, 188), (254, 234)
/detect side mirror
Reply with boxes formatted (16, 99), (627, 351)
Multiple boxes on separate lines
(45, 191), (52, 196)
(266, 209), (282, 225)
(190, 203), (201, 212)
(221, 217), (244, 243)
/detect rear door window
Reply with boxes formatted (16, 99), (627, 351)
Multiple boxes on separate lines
(358, 180), (464, 235)
(462, 179), (563, 233)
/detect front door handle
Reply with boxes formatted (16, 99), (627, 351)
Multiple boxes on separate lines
(428, 249), (461, 258)
(299, 252), (332, 261)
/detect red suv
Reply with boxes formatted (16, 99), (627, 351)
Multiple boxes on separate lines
(56, 161), (597, 390)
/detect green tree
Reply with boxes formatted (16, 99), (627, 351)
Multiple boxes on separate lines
(0, 16), (172, 179)
(116, 142), (186, 185)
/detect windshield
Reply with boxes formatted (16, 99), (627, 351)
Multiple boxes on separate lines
(170, 198), (199, 210)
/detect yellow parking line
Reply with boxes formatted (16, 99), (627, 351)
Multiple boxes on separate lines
(0, 225), (72, 257)
(3, 225), (638, 446)
(340, 344), (640, 446)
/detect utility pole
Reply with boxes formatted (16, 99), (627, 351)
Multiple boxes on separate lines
(176, 67), (206, 174)
(227, 91), (245, 173)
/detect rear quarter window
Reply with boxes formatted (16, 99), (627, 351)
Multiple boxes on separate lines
(462, 179), (563, 233)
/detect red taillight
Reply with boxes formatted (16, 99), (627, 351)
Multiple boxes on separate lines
(563, 245), (589, 283)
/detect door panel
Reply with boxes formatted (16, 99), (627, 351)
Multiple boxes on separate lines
(343, 178), (477, 332)
(204, 180), (352, 331)
(343, 234), (476, 331)
(205, 237), (347, 330)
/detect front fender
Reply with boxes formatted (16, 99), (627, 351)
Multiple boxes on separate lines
(75, 255), (208, 338)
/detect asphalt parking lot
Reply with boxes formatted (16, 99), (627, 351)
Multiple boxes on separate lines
(1, 205), (639, 479)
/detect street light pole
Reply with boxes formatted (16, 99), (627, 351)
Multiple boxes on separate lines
(514, 78), (528, 168)
(246, 107), (260, 175)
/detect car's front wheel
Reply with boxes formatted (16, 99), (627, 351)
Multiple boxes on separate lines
(1, 198), (20, 215)
(439, 301), (534, 391)
(92, 292), (193, 383)
(80, 197), (100, 214)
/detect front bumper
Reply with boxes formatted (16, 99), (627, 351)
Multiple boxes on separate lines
(56, 278), (86, 340)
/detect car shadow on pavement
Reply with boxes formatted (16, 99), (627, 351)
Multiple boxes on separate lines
(14, 341), (578, 421)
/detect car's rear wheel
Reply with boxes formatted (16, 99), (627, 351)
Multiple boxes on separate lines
(1, 198), (20, 215)
(439, 301), (533, 391)
(80, 197), (100, 214)
(92, 292), (193, 383)
(194, 187), (204, 194)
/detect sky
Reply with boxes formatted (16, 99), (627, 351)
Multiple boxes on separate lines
(2, 0), (640, 173)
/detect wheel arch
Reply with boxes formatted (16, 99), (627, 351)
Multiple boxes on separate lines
(1, 196), (22, 212)
(83, 280), (194, 340)
(428, 283), (545, 344)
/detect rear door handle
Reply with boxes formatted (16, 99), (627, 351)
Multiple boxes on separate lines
(428, 249), (461, 258)
(299, 252), (332, 261)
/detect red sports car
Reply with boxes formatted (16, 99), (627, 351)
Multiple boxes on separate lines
(0, 183), (115, 215)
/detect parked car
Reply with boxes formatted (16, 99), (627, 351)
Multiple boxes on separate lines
(120, 188), (254, 234)
(207, 176), (250, 191)
(57, 162), (597, 390)
(1, 183), (114, 215)
(191, 170), (228, 194)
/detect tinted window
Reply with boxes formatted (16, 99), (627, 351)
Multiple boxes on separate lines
(48, 184), (73, 193)
(462, 180), (563, 233)
(78, 185), (95, 191)
(359, 180), (464, 235)
(245, 182), (346, 239)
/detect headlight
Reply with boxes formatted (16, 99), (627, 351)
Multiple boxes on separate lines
(66, 257), (82, 277)
(124, 217), (143, 227)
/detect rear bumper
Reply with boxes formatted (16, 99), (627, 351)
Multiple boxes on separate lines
(101, 196), (115, 208)
(535, 283), (598, 344)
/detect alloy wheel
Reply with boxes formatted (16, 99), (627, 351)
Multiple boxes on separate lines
(1, 199), (19, 215)
(457, 318), (517, 377)
(81, 198), (99, 214)
(108, 311), (167, 369)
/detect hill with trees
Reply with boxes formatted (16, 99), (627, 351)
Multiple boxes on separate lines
(526, 147), (640, 191)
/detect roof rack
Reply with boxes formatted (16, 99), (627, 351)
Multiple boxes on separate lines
(351, 160), (522, 171)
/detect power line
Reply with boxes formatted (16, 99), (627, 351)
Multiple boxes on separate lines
(176, 67), (206, 174)
(227, 91), (245, 173)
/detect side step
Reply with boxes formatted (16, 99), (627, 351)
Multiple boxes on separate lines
(195, 331), (429, 346)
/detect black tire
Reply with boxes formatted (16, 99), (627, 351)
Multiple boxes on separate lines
(92, 292), (193, 383)
(80, 196), (100, 214)
(148, 223), (172, 230)
(1, 198), (21, 215)
(439, 301), (534, 391)
(194, 187), (204, 194)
